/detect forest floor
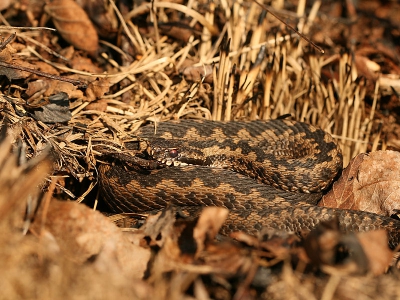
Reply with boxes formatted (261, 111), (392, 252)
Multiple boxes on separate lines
(0, 0), (400, 299)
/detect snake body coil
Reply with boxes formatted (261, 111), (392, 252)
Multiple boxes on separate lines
(98, 119), (400, 247)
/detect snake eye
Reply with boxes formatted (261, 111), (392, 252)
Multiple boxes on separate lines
(168, 149), (179, 158)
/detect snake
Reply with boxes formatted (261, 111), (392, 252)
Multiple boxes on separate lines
(98, 119), (400, 248)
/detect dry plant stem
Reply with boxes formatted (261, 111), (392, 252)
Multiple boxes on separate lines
(320, 275), (341, 300)
(0, 33), (84, 86)
(149, 0), (161, 54)
(199, 2), (214, 58)
(37, 178), (56, 237)
(366, 80), (380, 152)
(201, 34), (297, 65)
(126, 2), (219, 36)
(109, 0), (142, 53)
(213, 40), (230, 121)
(262, 62), (273, 120)
(224, 67), (235, 121)
(251, 0), (324, 53)
(0, 31), (15, 51)
(249, 10), (265, 63)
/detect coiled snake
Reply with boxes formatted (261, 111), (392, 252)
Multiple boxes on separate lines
(98, 119), (400, 247)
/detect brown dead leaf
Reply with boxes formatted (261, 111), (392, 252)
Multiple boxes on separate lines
(85, 78), (111, 101)
(304, 218), (343, 267)
(140, 207), (177, 248)
(85, 99), (108, 112)
(76, 0), (118, 38)
(193, 207), (229, 255)
(44, 80), (84, 99)
(32, 200), (151, 279)
(320, 151), (400, 216)
(33, 92), (72, 123)
(45, 0), (99, 55)
(319, 153), (365, 210)
(230, 231), (260, 247)
(259, 230), (300, 260)
(304, 219), (372, 275)
(71, 55), (103, 73)
(25, 80), (50, 102)
(354, 55), (380, 81)
(357, 230), (393, 275)
(32, 61), (60, 76)
(0, 42), (35, 80)
(180, 64), (214, 83)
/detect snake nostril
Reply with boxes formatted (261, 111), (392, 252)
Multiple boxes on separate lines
(169, 149), (179, 158)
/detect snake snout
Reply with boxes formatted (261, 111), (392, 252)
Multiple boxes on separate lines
(150, 146), (188, 167)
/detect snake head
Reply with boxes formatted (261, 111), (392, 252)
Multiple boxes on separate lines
(150, 146), (186, 167)
(145, 137), (210, 167)
(144, 138), (188, 167)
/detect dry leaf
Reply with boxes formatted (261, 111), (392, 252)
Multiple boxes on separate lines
(85, 99), (108, 112)
(45, 0), (99, 55)
(33, 92), (72, 123)
(320, 151), (400, 216)
(354, 55), (380, 81)
(44, 80), (84, 99)
(85, 78), (111, 101)
(304, 218), (343, 267)
(180, 64), (214, 83)
(25, 80), (50, 101)
(32, 200), (151, 279)
(0, 40), (27, 79)
(319, 153), (365, 210)
(76, 0), (118, 38)
(193, 207), (229, 255)
(357, 230), (393, 275)
(32, 61), (60, 76)
(303, 219), (393, 275)
(0, 0), (10, 11)
(71, 55), (102, 73)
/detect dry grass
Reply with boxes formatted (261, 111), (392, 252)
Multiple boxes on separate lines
(0, 0), (396, 299)
(0, 0), (381, 170)
(24, 0), (378, 168)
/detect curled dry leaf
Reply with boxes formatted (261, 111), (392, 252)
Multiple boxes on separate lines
(45, 0), (99, 55)
(140, 207), (250, 275)
(141, 207), (176, 247)
(0, 40), (35, 80)
(193, 207), (229, 255)
(379, 74), (400, 96)
(320, 151), (400, 216)
(304, 218), (345, 267)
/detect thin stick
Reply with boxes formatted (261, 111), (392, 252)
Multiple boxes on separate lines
(0, 61), (86, 87)
(250, 0), (324, 53)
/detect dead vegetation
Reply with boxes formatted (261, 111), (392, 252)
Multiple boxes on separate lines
(0, 0), (400, 299)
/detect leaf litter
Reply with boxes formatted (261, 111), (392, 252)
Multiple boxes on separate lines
(0, 0), (400, 299)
